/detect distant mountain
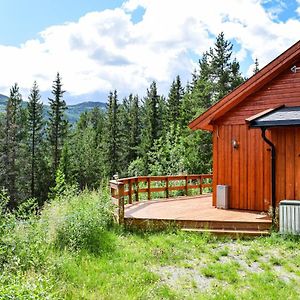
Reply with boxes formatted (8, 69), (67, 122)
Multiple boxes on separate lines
(0, 93), (8, 101)
(0, 95), (106, 123)
(65, 101), (106, 123)
(0, 94), (8, 112)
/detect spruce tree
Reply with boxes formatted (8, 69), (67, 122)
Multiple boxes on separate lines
(141, 81), (160, 144)
(198, 52), (211, 79)
(27, 81), (44, 201)
(105, 90), (120, 177)
(253, 58), (259, 74)
(230, 58), (244, 88)
(128, 95), (140, 161)
(47, 73), (68, 172)
(208, 32), (244, 102)
(119, 94), (140, 173)
(167, 75), (184, 128)
(2, 84), (23, 208)
(139, 81), (164, 173)
(209, 32), (232, 100)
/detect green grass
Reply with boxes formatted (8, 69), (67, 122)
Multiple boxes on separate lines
(1, 189), (300, 299)
(201, 261), (240, 283)
(50, 232), (300, 299)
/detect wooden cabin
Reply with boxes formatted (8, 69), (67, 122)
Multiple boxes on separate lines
(189, 40), (300, 213)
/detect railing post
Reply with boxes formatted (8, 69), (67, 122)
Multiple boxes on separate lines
(166, 177), (169, 198)
(199, 175), (203, 195)
(135, 177), (139, 202)
(128, 179), (132, 204)
(117, 182), (125, 225)
(147, 177), (151, 200)
(111, 185), (115, 199)
(185, 175), (188, 196)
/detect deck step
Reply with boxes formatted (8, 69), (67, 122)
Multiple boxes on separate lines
(125, 217), (272, 231)
(182, 228), (270, 238)
(178, 220), (271, 231)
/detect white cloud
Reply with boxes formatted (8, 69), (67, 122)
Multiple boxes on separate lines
(0, 0), (299, 102)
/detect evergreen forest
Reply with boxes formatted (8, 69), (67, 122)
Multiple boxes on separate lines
(0, 33), (248, 209)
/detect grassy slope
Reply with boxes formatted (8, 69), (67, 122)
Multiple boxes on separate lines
(52, 232), (300, 300)
(1, 189), (300, 299)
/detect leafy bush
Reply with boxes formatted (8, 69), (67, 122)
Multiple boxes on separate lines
(42, 188), (113, 254)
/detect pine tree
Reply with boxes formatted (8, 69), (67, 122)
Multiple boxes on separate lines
(230, 58), (244, 89)
(208, 32), (244, 102)
(158, 95), (168, 138)
(198, 52), (211, 80)
(139, 81), (165, 173)
(2, 84), (23, 208)
(209, 32), (232, 100)
(180, 56), (213, 126)
(253, 58), (259, 74)
(167, 75), (184, 128)
(128, 95), (140, 161)
(47, 73), (68, 172)
(119, 94), (140, 171)
(27, 81), (44, 201)
(141, 81), (160, 144)
(105, 90), (120, 177)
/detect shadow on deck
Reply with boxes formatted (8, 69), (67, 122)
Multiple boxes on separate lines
(124, 195), (272, 237)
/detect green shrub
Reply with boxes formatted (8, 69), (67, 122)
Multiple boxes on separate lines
(0, 215), (48, 273)
(0, 187), (114, 297)
(0, 190), (48, 273)
(0, 271), (57, 300)
(42, 188), (113, 254)
(0, 186), (114, 275)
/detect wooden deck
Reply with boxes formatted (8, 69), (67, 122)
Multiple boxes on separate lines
(110, 175), (272, 237)
(124, 195), (272, 236)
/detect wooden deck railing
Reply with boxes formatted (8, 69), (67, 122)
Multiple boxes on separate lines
(110, 174), (213, 224)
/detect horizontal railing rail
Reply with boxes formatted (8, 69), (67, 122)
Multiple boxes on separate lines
(110, 174), (213, 224)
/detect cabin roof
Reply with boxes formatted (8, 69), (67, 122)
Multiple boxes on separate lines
(247, 105), (300, 128)
(188, 40), (300, 131)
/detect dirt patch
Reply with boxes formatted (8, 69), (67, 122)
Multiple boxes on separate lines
(151, 240), (300, 293)
(151, 265), (220, 292)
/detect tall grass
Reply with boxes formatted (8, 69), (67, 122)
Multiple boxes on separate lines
(43, 188), (113, 253)
(0, 186), (114, 298)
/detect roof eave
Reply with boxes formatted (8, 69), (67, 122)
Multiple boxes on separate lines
(188, 40), (300, 131)
(188, 118), (213, 131)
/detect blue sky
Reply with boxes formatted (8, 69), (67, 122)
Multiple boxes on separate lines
(0, 0), (299, 104)
(0, 1), (124, 45)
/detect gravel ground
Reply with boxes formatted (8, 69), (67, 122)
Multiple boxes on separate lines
(151, 240), (300, 293)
